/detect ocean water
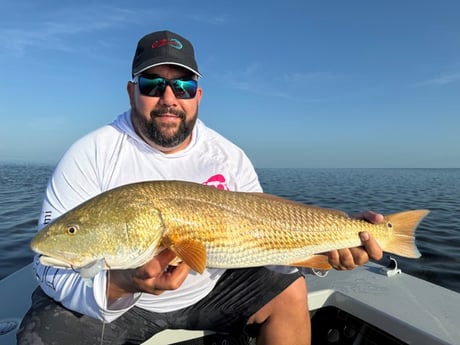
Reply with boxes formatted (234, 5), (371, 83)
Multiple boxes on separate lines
(0, 163), (53, 280)
(0, 164), (459, 294)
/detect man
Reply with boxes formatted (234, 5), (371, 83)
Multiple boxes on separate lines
(18, 30), (383, 345)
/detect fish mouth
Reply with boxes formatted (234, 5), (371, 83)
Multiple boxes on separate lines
(32, 240), (86, 269)
(35, 248), (89, 269)
(38, 255), (74, 269)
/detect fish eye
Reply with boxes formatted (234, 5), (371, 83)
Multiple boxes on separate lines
(387, 222), (393, 229)
(66, 224), (79, 235)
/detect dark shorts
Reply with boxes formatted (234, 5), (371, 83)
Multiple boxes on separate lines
(17, 267), (302, 345)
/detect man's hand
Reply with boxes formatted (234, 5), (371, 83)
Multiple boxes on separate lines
(107, 249), (190, 301)
(327, 211), (384, 270)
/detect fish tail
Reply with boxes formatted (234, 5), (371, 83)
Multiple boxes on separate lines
(384, 209), (429, 258)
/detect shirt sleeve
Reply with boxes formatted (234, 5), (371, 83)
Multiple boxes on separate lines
(233, 149), (263, 193)
(34, 137), (136, 322)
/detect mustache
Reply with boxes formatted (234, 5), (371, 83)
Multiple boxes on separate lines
(151, 108), (185, 119)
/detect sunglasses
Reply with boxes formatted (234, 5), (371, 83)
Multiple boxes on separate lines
(133, 75), (198, 99)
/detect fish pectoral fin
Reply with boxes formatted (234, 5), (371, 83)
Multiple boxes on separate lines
(168, 239), (207, 274)
(169, 256), (183, 266)
(289, 255), (332, 270)
(79, 258), (107, 284)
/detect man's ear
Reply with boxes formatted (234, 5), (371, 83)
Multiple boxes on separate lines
(127, 81), (135, 106)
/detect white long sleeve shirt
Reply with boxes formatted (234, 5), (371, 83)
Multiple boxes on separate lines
(33, 110), (262, 322)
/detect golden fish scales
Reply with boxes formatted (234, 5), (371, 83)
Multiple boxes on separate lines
(31, 180), (428, 275)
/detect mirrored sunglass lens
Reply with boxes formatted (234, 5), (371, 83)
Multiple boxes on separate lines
(171, 80), (197, 99)
(137, 76), (197, 99)
(138, 77), (165, 96)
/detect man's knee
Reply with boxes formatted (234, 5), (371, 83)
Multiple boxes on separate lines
(17, 288), (104, 345)
(276, 277), (308, 312)
(248, 276), (308, 324)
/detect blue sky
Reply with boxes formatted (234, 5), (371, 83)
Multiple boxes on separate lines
(1, 1), (459, 168)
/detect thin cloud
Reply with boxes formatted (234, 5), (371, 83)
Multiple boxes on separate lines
(413, 72), (460, 87)
(0, 5), (138, 57)
(0, 4), (216, 58)
(221, 64), (327, 102)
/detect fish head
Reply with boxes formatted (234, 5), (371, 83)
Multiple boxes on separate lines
(30, 188), (166, 269)
(30, 207), (120, 268)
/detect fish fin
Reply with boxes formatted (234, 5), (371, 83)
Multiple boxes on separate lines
(79, 258), (107, 287)
(289, 255), (332, 270)
(169, 256), (183, 266)
(384, 210), (429, 258)
(168, 239), (207, 274)
(82, 277), (94, 288)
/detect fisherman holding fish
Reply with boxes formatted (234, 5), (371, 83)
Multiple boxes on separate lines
(18, 30), (385, 345)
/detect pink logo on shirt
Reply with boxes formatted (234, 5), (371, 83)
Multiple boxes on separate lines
(202, 174), (229, 190)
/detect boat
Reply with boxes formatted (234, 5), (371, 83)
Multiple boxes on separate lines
(1, 257), (460, 344)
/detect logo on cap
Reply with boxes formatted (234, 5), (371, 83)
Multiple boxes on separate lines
(152, 38), (183, 50)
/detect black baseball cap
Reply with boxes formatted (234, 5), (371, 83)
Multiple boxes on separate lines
(131, 30), (201, 78)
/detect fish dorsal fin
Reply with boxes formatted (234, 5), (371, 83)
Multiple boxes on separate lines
(164, 237), (207, 274)
(289, 255), (332, 270)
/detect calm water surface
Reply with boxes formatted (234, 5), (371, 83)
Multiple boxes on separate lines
(1, 164), (459, 293)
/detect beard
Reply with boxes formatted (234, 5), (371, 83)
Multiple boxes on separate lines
(132, 105), (198, 148)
